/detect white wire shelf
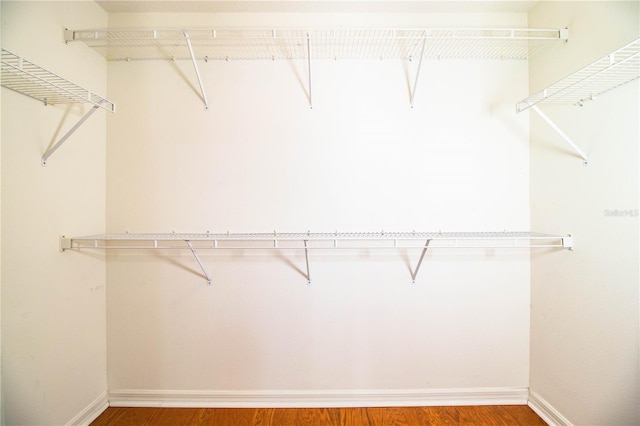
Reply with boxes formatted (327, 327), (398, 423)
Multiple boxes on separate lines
(517, 37), (640, 112)
(65, 28), (566, 61)
(62, 231), (572, 250)
(61, 231), (572, 285)
(1, 48), (115, 112)
(65, 27), (566, 109)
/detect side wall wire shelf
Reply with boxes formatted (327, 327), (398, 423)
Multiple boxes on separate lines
(517, 37), (640, 111)
(516, 37), (640, 164)
(65, 27), (567, 109)
(1, 48), (116, 165)
(61, 231), (573, 285)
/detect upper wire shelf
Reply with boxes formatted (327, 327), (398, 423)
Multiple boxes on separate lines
(65, 28), (567, 61)
(517, 37), (640, 111)
(1, 48), (115, 112)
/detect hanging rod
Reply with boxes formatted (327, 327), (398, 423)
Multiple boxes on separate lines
(60, 231), (573, 285)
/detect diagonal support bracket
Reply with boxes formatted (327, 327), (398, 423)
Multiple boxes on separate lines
(531, 105), (589, 164)
(410, 240), (431, 284)
(186, 240), (212, 285)
(307, 33), (313, 109)
(410, 36), (427, 108)
(183, 30), (209, 109)
(41, 100), (104, 166)
(303, 240), (312, 284)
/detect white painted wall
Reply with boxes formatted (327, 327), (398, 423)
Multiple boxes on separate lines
(1, 1), (108, 424)
(528, 2), (639, 425)
(106, 11), (534, 398)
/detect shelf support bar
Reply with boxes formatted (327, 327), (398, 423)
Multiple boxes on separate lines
(531, 105), (589, 164)
(41, 100), (104, 166)
(183, 31), (209, 109)
(410, 240), (431, 283)
(303, 240), (312, 284)
(307, 33), (313, 109)
(186, 240), (212, 285)
(410, 36), (427, 108)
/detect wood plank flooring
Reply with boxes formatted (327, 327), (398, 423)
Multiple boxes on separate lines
(91, 405), (547, 425)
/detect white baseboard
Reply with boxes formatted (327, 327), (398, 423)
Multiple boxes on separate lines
(528, 391), (573, 426)
(66, 391), (109, 426)
(108, 387), (529, 408)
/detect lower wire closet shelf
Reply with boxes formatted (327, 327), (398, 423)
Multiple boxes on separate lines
(59, 231), (573, 285)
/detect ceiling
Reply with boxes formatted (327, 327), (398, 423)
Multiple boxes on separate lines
(95, 0), (541, 14)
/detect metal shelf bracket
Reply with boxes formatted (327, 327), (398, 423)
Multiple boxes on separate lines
(531, 105), (589, 165)
(183, 31), (209, 109)
(186, 240), (212, 285)
(41, 100), (105, 165)
(307, 33), (313, 109)
(410, 239), (431, 283)
(303, 239), (312, 284)
(410, 36), (427, 108)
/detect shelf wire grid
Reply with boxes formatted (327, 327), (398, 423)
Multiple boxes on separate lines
(67, 28), (564, 61)
(517, 37), (640, 111)
(1, 48), (115, 112)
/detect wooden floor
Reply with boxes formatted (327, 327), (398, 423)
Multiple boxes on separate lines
(91, 406), (547, 425)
